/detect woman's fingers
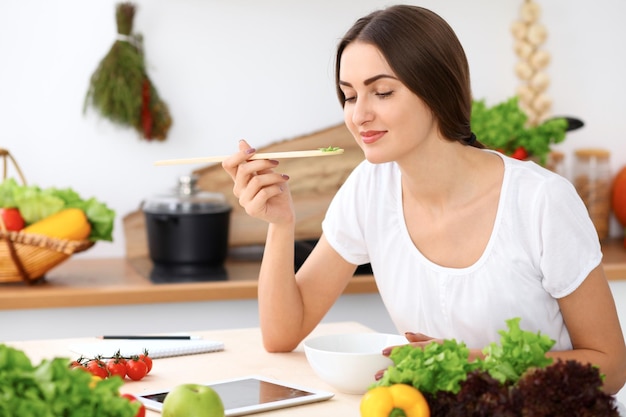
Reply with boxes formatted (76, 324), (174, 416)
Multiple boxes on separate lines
(233, 159), (280, 197)
(221, 139), (292, 223)
(376, 333), (443, 380)
(237, 172), (288, 213)
(405, 332), (437, 343)
(238, 139), (251, 152)
(381, 332), (441, 358)
(406, 332), (444, 350)
(221, 139), (256, 181)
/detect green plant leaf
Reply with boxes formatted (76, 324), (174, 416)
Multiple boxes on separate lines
(471, 96), (569, 164)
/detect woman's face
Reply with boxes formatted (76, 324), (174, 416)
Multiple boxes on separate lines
(338, 41), (439, 164)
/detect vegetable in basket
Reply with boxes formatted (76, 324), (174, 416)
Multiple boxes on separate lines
(0, 178), (115, 241)
(23, 208), (91, 241)
(0, 207), (25, 231)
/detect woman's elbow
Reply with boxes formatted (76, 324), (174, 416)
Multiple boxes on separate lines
(262, 334), (300, 353)
(605, 357), (626, 395)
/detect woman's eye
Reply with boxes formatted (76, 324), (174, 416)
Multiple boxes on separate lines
(344, 95), (356, 103)
(376, 91), (393, 98)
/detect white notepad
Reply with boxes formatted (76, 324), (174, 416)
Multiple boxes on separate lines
(68, 339), (224, 359)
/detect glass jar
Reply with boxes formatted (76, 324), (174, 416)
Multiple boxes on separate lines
(573, 149), (611, 241)
(546, 151), (566, 178)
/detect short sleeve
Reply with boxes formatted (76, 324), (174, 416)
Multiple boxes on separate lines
(534, 175), (602, 298)
(322, 162), (371, 266)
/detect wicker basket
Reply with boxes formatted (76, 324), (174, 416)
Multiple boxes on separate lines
(0, 149), (95, 284)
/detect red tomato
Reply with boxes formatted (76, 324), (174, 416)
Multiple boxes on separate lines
(0, 208), (25, 231)
(510, 146), (529, 160)
(69, 359), (84, 369)
(106, 359), (127, 379)
(139, 353), (153, 374)
(125, 358), (148, 381)
(70, 362), (89, 374)
(86, 359), (109, 379)
(121, 393), (146, 417)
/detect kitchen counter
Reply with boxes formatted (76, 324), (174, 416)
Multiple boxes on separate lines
(1, 238), (624, 311)
(0, 256), (378, 311)
(604, 237), (626, 280)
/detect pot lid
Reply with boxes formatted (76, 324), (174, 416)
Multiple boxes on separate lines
(143, 175), (232, 215)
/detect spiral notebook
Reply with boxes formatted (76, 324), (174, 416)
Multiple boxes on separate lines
(68, 338), (224, 359)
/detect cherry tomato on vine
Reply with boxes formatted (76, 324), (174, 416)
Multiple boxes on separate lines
(86, 359), (109, 379)
(106, 359), (127, 379)
(121, 393), (146, 417)
(139, 352), (153, 374)
(125, 358), (148, 381)
(112, 350), (127, 366)
(69, 359), (84, 369)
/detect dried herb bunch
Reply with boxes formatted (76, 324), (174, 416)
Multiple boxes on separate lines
(84, 2), (172, 141)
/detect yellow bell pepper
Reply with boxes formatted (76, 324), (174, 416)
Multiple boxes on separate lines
(89, 375), (102, 389)
(23, 208), (91, 240)
(360, 384), (430, 417)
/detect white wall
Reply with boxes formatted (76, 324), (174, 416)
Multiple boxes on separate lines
(1, 0), (625, 258)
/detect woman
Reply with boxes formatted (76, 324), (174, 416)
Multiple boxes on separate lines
(222, 5), (626, 394)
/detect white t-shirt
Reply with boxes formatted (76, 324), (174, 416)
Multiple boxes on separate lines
(322, 151), (602, 350)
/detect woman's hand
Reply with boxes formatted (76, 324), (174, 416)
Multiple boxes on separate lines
(221, 139), (294, 224)
(403, 332), (443, 348)
(375, 332), (443, 380)
(380, 332), (441, 357)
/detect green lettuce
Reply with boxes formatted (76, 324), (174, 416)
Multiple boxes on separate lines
(373, 318), (555, 394)
(0, 344), (137, 417)
(376, 338), (480, 394)
(480, 317), (555, 384)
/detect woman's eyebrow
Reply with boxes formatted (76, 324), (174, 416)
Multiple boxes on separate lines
(339, 74), (398, 88)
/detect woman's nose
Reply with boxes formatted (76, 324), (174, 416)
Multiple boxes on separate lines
(351, 98), (373, 126)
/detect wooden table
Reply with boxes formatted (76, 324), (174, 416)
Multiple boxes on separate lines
(1, 238), (624, 311)
(4, 321), (371, 417)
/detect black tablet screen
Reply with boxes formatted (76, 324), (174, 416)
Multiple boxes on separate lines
(143, 378), (315, 410)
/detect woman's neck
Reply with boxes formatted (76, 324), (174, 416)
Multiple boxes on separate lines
(398, 141), (482, 209)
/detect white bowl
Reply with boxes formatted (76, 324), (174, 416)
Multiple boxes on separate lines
(303, 332), (407, 394)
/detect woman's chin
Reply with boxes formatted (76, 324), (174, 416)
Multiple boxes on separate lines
(363, 154), (392, 165)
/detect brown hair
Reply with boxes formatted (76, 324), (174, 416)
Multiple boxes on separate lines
(335, 5), (482, 147)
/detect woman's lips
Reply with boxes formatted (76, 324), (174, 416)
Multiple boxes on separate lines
(360, 130), (386, 144)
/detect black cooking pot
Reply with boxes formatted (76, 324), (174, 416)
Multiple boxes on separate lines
(143, 175), (232, 267)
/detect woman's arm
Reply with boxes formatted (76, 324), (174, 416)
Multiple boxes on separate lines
(549, 264), (626, 394)
(259, 233), (357, 352)
(222, 140), (357, 352)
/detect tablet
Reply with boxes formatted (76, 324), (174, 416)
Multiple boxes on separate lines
(137, 375), (335, 416)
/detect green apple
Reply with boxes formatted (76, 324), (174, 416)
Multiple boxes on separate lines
(162, 383), (225, 417)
